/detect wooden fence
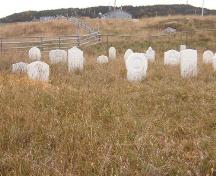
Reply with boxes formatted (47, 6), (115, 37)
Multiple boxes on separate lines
(1, 28), (216, 54)
(0, 32), (101, 53)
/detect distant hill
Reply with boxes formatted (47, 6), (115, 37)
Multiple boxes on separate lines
(1, 4), (216, 23)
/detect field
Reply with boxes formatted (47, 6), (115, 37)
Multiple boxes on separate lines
(1, 16), (216, 175)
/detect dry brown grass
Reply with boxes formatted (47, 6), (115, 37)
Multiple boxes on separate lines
(1, 16), (216, 175)
(0, 20), (83, 38)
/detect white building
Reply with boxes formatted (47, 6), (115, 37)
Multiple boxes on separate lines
(102, 9), (132, 20)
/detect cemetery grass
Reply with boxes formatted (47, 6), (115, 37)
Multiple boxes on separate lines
(1, 50), (216, 175)
(1, 15), (216, 175)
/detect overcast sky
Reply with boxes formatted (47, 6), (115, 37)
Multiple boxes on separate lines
(1, 0), (215, 18)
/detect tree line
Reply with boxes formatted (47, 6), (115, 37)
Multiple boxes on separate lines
(1, 4), (216, 23)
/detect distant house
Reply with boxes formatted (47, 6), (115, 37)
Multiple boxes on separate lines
(102, 9), (132, 20)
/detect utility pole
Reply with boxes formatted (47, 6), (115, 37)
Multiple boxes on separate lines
(202, 0), (205, 16)
(114, 0), (117, 11)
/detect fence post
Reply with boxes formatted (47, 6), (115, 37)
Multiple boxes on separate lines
(106, 35), (109, 56)
(40, 37), (43, 51)
(77, 35), (80, 47)
(58, 37), (61, 49)
(0, 39), (2, 55)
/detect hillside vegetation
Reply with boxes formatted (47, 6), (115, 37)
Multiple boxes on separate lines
(1, 4), (216, 23)
(0, 16), (216, 175)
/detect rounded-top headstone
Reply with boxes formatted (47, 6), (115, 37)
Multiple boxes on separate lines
(124, 49), (133, 62)
(203, 50), (214, 64)
(164, 49), (180, 65)
(126, 53), (148, 82)
(146, 47), (155, 63)
(109, 47), (116, 60)
(12, 62), (28, 73)
(29, 47), (41, 61)
(27, 61), (50, 82)
(97, 55), (109, 64)
(212, 54), (216, 72)
(49, 49), (67, 64)
(68, 47), (84, 72)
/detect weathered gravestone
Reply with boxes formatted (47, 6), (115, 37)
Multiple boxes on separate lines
(12, 62), (28, 73)
(180, 45), (187, 51)
(124, 49), (133, 62)
(126, 53), (148, 82)
(164, 49), (180, 65)
(49, 49), (67, 64)
(203, 50), (214, 64)
(29, 47), (41, 61)
(68, 47), (84, 72)
(212, 54), (216, 72)
(146, 47), (155, 63)
(109, 47), (116, 60)
(97, 55), (109, 64)
(180, 49), (198, 78)
(27, 61), (50, 81)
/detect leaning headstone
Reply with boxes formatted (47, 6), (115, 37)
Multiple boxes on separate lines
(12, 62), (28, 73)
(180, 49), (198, 78)
(109, 47), (116, 60)
(203, 50), (214, 64)
(49, 49), (67, 64)
(124, 49), (133, 62)
(212, 54), (216, 72)
(29, 47), (41, 61)
(164, 49), (180, 65)
(180, 45), (187, 51)
(68, 47), (84, 72)
(126, 53), (148, 82)
(27, 61), (50, 81)
(146, 47), (155, 63)
(97, 55), (109, 64)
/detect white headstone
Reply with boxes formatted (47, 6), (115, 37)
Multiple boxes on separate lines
(97, 55), (109, 64)
(212, 54), (216, 72)
(49, 49), (67, 64)
(164, 49), (180, 65)
(180, 49), (198, 78)
(146, 47), (155, 63)
(68, 47), (84, 72)
(12, 62), (28, 73)
(203, 50), (214, 64)
(29, 47), (41, 61)
(180, 45), (187, 51)
(126, 53), (148, 82)
(27, 61), (49, 81)
(109, 47), (116, 60)
(124, 49), (133, 62)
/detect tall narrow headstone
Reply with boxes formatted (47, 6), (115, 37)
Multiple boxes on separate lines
(212, 54), (216, 72)
(68, 47), (84, 72)
(109, 47), (116, 60)
(146, 47), (155, 63)
(124, 49), (133, 62)
(180, 49), (198, 78)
